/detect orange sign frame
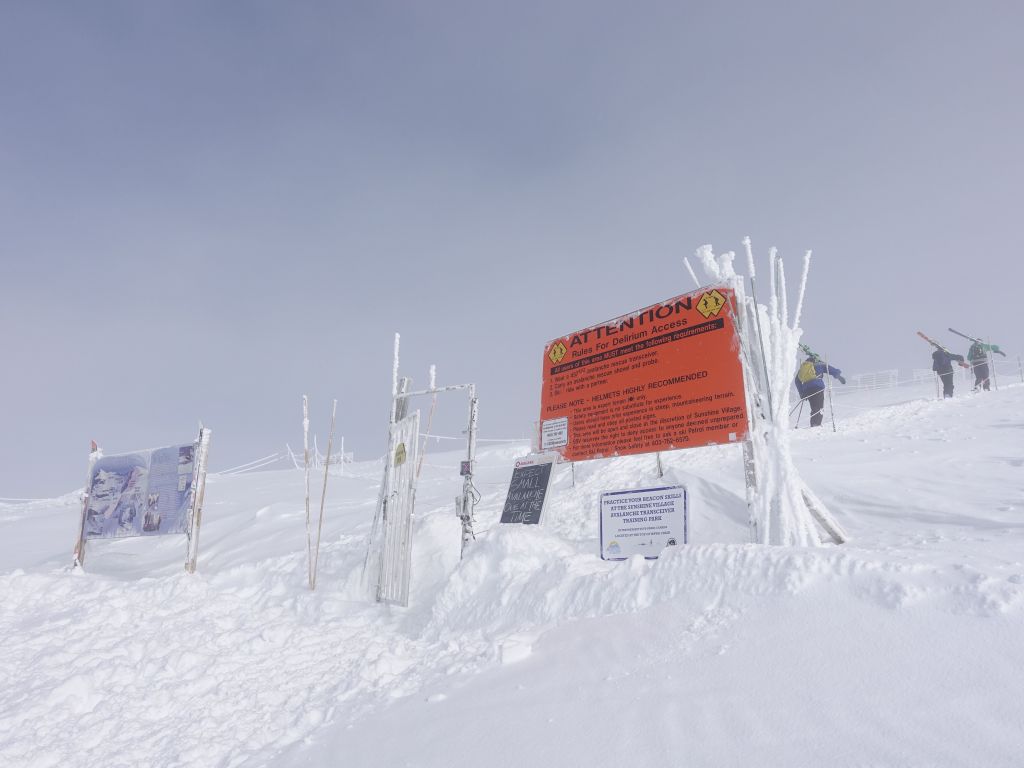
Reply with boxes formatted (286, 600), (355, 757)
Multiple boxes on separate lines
(540, 286), (749, 461)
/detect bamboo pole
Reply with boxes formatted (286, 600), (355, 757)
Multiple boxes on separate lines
(303, 396), (312, 578)
(310, 399), (337, 590)
(825, 352), (837, 432)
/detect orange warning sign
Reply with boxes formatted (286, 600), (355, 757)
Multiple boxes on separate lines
(540, 286), (748, 461)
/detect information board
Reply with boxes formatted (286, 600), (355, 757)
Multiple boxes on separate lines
(500, 453), (556, 525)
(600, 485), (687, 560)
(84, 444), (196, 539)
(540, 286), (748, 461)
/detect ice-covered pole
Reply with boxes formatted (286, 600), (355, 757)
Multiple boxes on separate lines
(792, 251), (812, 330)
(72, 441), (102, 568)
(695, 239), (846, 547)
(683, 257), (701, 289)
(390, 333), (401, 424)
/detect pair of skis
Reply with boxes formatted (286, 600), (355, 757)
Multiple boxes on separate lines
(947, 327), (1007, 357)
(917, 331), (969, 368)
(799, 343), (820, 359)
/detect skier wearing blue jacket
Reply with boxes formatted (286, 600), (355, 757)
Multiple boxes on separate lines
(794, 352), (845, 427)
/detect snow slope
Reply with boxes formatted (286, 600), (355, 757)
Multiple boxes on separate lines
(2, 383), (1023, 767)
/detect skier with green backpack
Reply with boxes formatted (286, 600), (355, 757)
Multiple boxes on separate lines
(794, 347), (846, 427)
(948, 328), (1006, 392)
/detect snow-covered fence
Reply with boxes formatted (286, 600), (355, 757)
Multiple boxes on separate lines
(995, 356), (1024, 383)
(843, 362), (1024, 392)
(218, 452), (284, 475)
(848, 369), (899, 390)
(285, 443), (352, 471)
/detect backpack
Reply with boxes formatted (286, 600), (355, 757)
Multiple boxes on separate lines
(797, 360), (819, 384)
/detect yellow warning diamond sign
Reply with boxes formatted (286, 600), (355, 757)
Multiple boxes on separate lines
(696, 289), (726, 319)
(548, 341), (567, 364)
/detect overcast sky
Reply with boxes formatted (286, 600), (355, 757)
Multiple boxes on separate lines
(2, 1), (1022, 497)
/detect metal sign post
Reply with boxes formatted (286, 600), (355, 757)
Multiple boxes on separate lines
(459, 391), (479, 557)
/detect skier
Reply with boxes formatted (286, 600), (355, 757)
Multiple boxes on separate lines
(967, 341), (992, 391)
(794, 351), (845, 427)
(948, 328), (1007, 391)
(932, 347), (966, 398)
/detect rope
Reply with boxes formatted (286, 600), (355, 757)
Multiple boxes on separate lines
(218, 453), (283, 475)
(421, 433), (527, 443)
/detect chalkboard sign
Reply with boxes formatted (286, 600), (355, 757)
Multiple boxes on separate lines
(500, 453), (557, 525)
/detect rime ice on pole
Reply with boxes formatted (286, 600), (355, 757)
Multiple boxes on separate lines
(690, 239), (846, 547)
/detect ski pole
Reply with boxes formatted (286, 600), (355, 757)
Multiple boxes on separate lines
(989, 338), (999, 391)
(789, 393), (809, 415)
(825, 352), (837, 433)
(794, 399), (804, 428)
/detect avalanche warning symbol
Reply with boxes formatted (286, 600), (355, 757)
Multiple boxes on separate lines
(548, 341), (567, 364)
(697, 289), (726, 319)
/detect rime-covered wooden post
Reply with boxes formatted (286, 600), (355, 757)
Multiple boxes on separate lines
(689, 239), (846, 546)
(185, 427), (212, 573)
(72, 441), (101, 568)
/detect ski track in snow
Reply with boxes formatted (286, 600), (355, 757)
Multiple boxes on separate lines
(2, 383), (1024, 766)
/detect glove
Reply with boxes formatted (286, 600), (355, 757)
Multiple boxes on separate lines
(837, 376), (846, 385)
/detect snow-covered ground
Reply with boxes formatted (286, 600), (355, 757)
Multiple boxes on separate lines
(3, 382), (1023, 767)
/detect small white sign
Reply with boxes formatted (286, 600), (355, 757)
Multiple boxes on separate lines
(541, 417), (568, 450)
(600, 485), (687, 560)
